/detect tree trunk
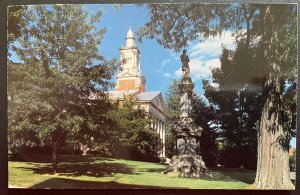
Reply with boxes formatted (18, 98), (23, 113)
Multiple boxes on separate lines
(52, 142), (58, 173)
(255, 78), (294, 189)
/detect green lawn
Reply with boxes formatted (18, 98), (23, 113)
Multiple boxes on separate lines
(8, 154), (255, 189)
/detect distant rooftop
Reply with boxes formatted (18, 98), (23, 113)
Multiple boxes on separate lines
(108, 90), (161, 102)
(135, 91), (161, 101)
(108, 90), (139, 99)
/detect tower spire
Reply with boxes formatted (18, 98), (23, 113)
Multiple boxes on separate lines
(126, 26), (135, 47)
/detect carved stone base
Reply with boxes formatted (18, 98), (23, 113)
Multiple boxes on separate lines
(164, 154), (212, 178)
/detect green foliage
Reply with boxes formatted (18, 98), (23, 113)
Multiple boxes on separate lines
(8, 5), (118, 170)
(7, 6), (27, 47)
(137, 4), (244, 52)
(289, 154), (296, 172)
(141, 5), (297, 175)
(164, 79), (181, 158)
(192, 94), (218, 167)
(203, 46), (262, 169)
(202, 5), (296, 168)
(218, 142), (242, 168)
(107, 99), (162, 162)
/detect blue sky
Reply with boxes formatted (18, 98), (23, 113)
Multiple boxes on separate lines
(88, 4), (296, 147)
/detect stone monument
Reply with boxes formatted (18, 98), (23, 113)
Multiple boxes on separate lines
(164, 49), (211, 178)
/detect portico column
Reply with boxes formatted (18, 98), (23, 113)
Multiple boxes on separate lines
(160, 120), (163, 140)
(154, 118), (157, 133)
(151, 118), (154, 129)
(162, 121), (165, 157)
(152, 119), (154, 130)
(156, 119), (159, 134)
(158, 120), (162, 157)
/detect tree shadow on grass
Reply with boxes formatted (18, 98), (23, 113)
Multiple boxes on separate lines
(201, 168), (256, 184)
(29, 177), (180, 189)
(9, 153), (100, 163)
(20, 161), (135, 177)
(8, 153), (26, 162)
(138, 167), (166, 173)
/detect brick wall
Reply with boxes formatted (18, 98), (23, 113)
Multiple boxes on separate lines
(117, 79), (136, 91)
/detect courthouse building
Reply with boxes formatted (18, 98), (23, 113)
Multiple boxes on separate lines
(108, 27), (166, 157)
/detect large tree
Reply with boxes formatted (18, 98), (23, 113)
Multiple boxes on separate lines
(203, 46), (264, 169)
(164, 79), (181, 158)
(8, 5), (117, 173)
(250, 5), (296, 189)
(107, 99), (162, 162)
(8, 6), (26, 46)
(138, 4), (296, 189)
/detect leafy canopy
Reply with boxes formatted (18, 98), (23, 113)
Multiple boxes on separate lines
(8, 5), (118, 150)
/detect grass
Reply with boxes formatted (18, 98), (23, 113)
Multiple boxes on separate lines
(8, 154), (255, 189)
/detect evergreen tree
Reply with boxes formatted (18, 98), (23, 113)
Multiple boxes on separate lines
(8, 5), (117, 173)
(203, 46), (263, 169)
(164, 79), (181, 158)
(192, 93), (218, 167)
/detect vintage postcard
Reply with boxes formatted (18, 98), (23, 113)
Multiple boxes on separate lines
(7, 3), (297, 190)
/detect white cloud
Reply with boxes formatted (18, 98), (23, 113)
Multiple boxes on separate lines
(174, 68), (182, 78)
(206, 58), (221, 70)
(156, 69), (172, 78)
(168, 50), (180, 60)
(174, 58), (220, 81)
(210, 82), (220, 88)
(161, 59), (171, 68)
(163, 72), (171, 78)
(189, 31), (236, 59)
(190, 59), (210, 77)
(189, 58), (213, 80)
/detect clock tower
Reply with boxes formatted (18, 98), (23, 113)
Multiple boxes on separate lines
(115, 27), (146, 92)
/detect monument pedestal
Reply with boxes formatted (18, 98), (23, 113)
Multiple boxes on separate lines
(168, 154), (210, 177)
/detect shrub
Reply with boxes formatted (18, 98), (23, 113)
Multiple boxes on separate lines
(289, 155), (296, 171)
(218, 145), (243, 168)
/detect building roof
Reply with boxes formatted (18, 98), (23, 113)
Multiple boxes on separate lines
(289, 147), (296, 156)
(135, 91), (161, 101)
(108, 90), (166, 117)
(108, 90), (161, 102)
(108, 90), (139, 99)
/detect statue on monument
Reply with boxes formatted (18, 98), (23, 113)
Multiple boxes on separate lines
(180, 49), (190, 78)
